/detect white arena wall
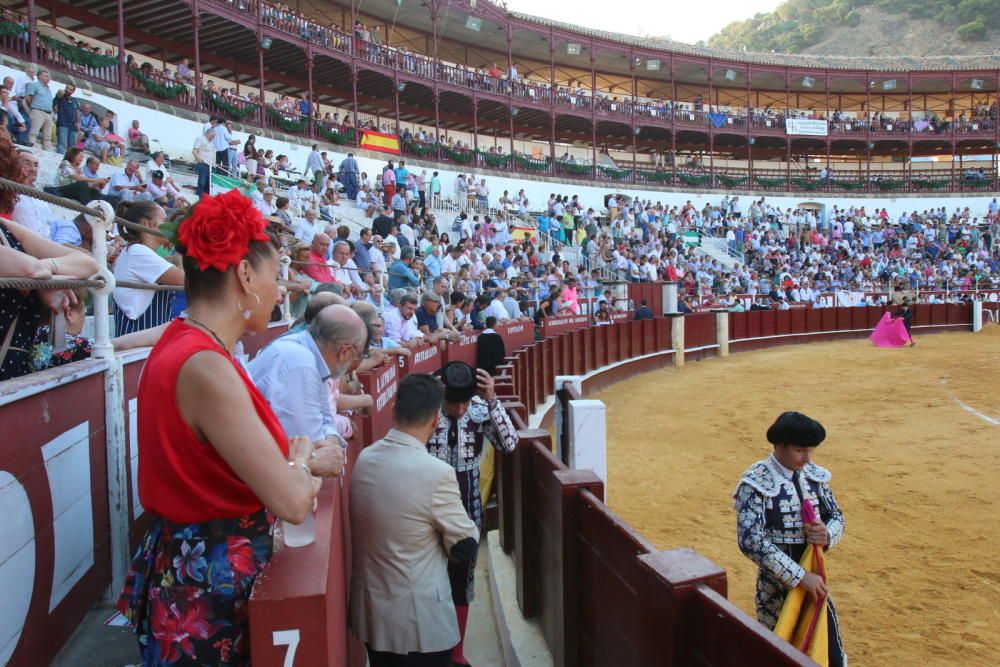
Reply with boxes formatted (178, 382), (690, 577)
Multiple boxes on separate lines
(5, 64), (997, 220)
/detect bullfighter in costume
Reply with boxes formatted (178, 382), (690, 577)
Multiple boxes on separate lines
(734, 411), (847, 666)
(427, 361), (518, 666)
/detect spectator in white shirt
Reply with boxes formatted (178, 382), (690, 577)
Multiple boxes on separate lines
(109, 161), (148, 203)
(254, 188), (276, 216)
(332, 239), (366, 293)
(485, 291), (510, 322)
(13, 152), (56, 237)
(382, 294), (423, 346)
(295, 208), (325, 244)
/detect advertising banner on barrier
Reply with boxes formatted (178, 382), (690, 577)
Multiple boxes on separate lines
(539, 314), (591, 338)
(785, 118), (829, 136)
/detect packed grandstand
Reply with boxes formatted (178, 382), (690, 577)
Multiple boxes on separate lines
(0, 0), (998, 665)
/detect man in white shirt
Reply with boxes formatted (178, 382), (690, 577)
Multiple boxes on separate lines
(143, 151), (176, 189)
(13, 152), (56, 237)
(255, 188), (276, 217)
(440, 246), (468, 278)
(485, 291), (510, 322)
(109, 161), (148, 203)
(332, 239), (366, 293)
(13, 65), (37, 98)
(210, 117), (238, 171)
(383, 294), (423, 346)
(192, 127), (214, 197)
(295, 208), (325, 244)
(305, 144), (325, 184)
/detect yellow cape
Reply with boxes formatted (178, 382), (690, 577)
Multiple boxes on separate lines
(774, 544), (829, 666)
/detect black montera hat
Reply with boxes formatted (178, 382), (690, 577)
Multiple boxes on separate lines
(766, 411), (826, 447)
(438, 361), (477, 404)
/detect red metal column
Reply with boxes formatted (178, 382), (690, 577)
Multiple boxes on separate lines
(192, 0), (201, 109)
(707, 60), (714, 185)
(257, 1), (266, 126)
(430, 7), (441, 159)
(27, 0), (37, 64)
(351, 67), (360, 148)
(950, 71), (957, 189)
(306, 47), (315, 139)
(590, 40), (597, 179)
(906, 70), (913, 191)
(508, 102), (515, 164)
(786, 68), (791, 186)
(630, 51), (637, 181)
(258, 48), (267, 127)
(506, 27), (513, 88)
(865, 70), (872, 191)
(670, 53), (676, 185)
(115, 0), (126, 86)
(549, 29), (556, 174)
(472, 92), (479, 162)
(825, 70), (831, 190)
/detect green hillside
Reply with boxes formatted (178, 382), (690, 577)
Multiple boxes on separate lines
(706, 0), (999, 54)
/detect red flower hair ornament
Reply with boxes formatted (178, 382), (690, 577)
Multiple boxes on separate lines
(177, 189), (269, 272)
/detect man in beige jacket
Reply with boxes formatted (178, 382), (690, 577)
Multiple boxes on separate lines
(350, 374), (478, 667)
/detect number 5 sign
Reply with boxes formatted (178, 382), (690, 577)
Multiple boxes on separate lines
(272, 629), (301, 667)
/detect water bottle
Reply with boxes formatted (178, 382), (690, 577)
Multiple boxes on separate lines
(282, 512), (315, 548)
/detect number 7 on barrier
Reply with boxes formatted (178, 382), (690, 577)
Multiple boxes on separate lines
(272, 629), (301, 667)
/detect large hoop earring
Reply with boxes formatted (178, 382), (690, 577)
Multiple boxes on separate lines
(238, 293), (262, 320)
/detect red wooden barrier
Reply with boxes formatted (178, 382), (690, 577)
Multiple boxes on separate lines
(0, 364), (112, 667)
(628, 282), (664, 316)
(399, 341), (442, 375)
(356, 362), (399, 445)
(442, 332), (479, 366)
(496, 320), (534, 352)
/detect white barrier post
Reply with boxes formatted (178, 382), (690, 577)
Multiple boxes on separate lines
(972, 299), (982, 333)
(85, 199), (117, 360)
(662, 282), (679, 315)
(85, 200), (130, 598)
(566, 398), (607, 487)
(554, 375), (582, 464)
(716, 310), (730, 356)
(671, 315), (685, 367)
(279, 255), (292, 322)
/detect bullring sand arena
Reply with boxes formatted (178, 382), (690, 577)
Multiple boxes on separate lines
(596, 326), (1000, 667)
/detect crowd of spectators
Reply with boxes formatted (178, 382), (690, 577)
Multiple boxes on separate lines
(548, 192), (1000, 310)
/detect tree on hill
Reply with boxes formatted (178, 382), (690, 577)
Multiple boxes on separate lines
(706, 0), (1000, 53)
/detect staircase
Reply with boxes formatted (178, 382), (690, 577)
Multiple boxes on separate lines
(690, 229), (743, 268)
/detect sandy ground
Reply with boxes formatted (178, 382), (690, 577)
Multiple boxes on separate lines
(594, 326), (1000, 666)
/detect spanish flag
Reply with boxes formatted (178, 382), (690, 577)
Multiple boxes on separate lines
(774, 499), (829, 665)
(360, 130), (400, 155)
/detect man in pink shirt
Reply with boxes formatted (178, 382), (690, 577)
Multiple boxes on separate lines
(560, 278), (580, 315)
(303, 233), (336, 283)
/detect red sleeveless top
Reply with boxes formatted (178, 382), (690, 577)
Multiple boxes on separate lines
(137, 319), (289, 523)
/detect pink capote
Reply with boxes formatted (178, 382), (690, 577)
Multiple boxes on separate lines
(870, 311), (912, 347)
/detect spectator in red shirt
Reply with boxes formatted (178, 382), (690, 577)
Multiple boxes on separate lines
(303, 233), (336, 283)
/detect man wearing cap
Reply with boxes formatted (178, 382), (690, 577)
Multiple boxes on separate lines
(733, 411), (846, 666)
(427, 362), (518, 666)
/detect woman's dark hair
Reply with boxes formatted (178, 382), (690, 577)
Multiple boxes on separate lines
(173, 204), (280, 301)
(62, 146), (83, 165)
(0, 128), (24, 213)
(275, 196), (289, 209)
(393, 374), (444, 427)
(117, 200), (164, 245)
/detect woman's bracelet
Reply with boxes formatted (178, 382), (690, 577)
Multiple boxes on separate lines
(45, 257), (59, 274)
(287, 459), (312, 477)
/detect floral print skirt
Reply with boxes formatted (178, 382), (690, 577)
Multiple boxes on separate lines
(117, 509), (274, 666)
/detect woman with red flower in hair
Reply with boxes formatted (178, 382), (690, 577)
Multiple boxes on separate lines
(118, 189), (326, 666)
